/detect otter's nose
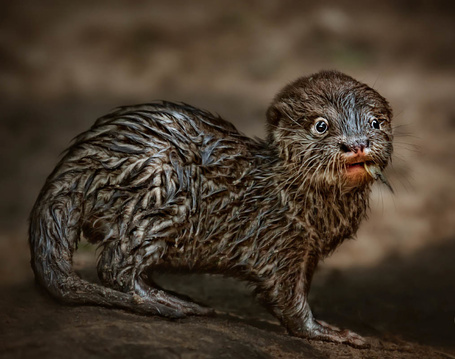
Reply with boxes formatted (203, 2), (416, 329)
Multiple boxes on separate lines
(339, 140), (370, 154)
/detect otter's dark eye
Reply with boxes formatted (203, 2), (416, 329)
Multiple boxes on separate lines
(370, 119), (381, 130)
(314, 119), (329, 134)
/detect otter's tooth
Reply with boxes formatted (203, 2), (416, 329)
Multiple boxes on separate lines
(364, 163), (379, 179)
(364, 163), (394, 193)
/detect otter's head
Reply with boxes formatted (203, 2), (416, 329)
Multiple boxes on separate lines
(267, 70), (393, 191)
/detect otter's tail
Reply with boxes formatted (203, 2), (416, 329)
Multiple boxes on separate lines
(28, 193), (183, 318)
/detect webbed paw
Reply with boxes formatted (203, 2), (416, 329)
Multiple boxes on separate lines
(289, 318), (369, 348)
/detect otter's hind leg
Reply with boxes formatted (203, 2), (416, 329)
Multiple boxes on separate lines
(97, 240), (213, 317)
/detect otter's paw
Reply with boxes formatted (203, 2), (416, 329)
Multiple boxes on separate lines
(134, 280), (215, 317)
(290, 318), (369, 349)
(179, 302), (215, 316)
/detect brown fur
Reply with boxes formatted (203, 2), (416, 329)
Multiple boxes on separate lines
(29, 70), (393, 347)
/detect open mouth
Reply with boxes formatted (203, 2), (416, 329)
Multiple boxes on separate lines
(347, 162), (365, 169)
(346, 160), (373, 172)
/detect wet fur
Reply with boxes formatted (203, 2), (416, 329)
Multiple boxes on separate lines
(29, 70), (393, 345)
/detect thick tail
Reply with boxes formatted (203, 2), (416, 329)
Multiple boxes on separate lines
(28, 193), (184, 318)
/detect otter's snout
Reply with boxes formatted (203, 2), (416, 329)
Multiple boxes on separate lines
(339, 139), (370, 155)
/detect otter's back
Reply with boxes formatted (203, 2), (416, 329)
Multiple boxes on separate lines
(37, 102), (262, 247)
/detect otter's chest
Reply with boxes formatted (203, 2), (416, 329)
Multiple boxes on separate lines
(293, 193), (368, 256)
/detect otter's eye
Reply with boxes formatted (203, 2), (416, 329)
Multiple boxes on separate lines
(370, 118), (381, 130)
(314, 119), (329, 134)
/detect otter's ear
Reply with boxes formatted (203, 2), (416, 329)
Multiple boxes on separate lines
(266, 105), (282, 129)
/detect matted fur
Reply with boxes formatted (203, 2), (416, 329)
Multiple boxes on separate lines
(29, 70), (393, 347)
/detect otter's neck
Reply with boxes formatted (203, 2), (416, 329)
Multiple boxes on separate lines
(294, 185), (370, 256)
(251, 142), (371, 257)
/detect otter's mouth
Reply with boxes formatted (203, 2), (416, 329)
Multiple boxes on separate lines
(344, 161), (394, 192)
(346, 160), (373, 172)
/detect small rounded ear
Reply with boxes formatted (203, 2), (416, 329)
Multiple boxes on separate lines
(266, 106), (282, 141)
(266, 105), (282, 129)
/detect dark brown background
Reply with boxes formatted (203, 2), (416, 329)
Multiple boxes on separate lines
(1, 1), (454, 358)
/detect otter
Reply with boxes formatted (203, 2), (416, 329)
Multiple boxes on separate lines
(29, 70), (393, 348)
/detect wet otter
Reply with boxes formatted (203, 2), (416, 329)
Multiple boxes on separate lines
(29, 70), (393, 348)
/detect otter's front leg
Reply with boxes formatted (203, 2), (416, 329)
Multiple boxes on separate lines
(266, 252), (368, 348)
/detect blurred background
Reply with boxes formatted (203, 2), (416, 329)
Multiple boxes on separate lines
(1, 0), (454, 356)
